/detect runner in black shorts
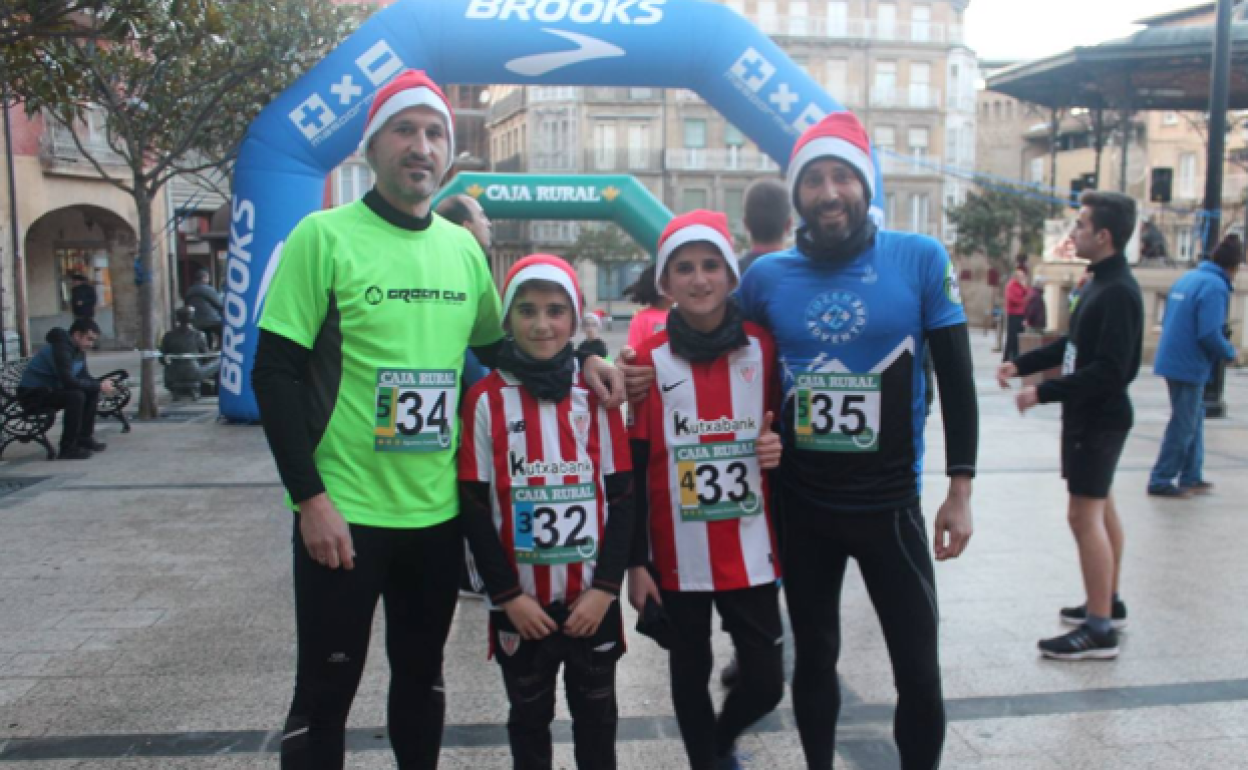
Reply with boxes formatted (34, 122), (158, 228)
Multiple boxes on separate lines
(1000, 191), (1143, 661)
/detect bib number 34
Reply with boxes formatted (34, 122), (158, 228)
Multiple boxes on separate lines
(374, 369), (457, 453)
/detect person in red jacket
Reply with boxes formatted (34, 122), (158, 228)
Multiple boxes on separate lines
(1002, 254), (1031, 362)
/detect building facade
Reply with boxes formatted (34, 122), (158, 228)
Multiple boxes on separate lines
(479, 0), (978, 311)
(1, 105), (175, 354)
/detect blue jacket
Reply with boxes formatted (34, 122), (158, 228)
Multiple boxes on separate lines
(18, 328), (96, 392)
(1154, 262), (1237, 385)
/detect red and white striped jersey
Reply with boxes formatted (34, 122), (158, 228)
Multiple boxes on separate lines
(631, 323), (781, 592)
(459, 370), (631, 607)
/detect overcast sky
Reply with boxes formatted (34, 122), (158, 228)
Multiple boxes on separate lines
(966, 0), (1207, 62)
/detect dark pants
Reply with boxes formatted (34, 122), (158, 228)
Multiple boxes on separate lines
(281, 516), (462, 770)
(200, 324), (223, 350)
(782, 497), (945, 770)
(662, 584), (785, 769)
(1003, 314), (1025, 362)
(19, 386), (99, 450)
(491, 604), (624, 770)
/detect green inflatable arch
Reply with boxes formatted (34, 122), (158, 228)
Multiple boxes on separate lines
(435, 173), (673, 254)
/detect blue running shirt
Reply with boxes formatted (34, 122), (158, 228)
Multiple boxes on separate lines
(739, 231), (966, 510)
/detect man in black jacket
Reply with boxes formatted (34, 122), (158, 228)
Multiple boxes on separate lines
(17, 318), (116, 460)
(998, 191), (1142, 661)
(70, 273), (97, 321)
(184, 270), (224, 349)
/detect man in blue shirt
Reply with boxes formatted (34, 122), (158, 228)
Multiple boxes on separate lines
(626, 111), (978, 770)
(1148, 234), (1242, 497)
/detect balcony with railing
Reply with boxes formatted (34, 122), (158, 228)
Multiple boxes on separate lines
(584, 86), (663, 103)
(879, 153), (942, 178)
(869, 85), (942, 110)
(530, 151), (579, 172)
(750, 15), (964, 44)
(39, 125), (128, 175)
(665, 147), (780, 172)
(586, 148), (663, 173)
(529, 220), (581, 245)
(487, 89), (527, 124)
(493, 154), (526, 173)
(529, 86), (580, 103)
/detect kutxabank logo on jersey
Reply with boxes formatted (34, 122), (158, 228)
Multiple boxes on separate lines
(806, 289), (869, 345)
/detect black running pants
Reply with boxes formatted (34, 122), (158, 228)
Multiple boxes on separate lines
(280, 515), (462, 770)
(662, 583), (785, 770)
(782, 502), (945, 770)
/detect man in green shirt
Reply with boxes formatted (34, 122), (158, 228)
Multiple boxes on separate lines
(254, 70), (621, 770)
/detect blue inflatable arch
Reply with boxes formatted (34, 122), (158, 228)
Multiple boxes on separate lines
(221, 0), (885, 422)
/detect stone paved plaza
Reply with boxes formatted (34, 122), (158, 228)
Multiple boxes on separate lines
(1, 332), (1247, 769)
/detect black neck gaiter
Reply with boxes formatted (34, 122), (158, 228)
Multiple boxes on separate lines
(498, 339), (577, 402)
(666, 299), (750, 364)
(796, 217), (878, 263)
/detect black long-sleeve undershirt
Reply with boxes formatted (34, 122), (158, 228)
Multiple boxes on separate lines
(925, 322), (978, 478)
(459, 472), (635, 606)
(252, 329), (505, 506)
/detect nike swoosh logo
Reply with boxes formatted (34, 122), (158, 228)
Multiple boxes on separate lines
(661, 380), (687, 393)
(505, 29), (625, 77)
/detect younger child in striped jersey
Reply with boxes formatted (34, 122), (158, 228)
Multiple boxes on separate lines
(627, 211), (785, 770)
(459, 254), (634, 770)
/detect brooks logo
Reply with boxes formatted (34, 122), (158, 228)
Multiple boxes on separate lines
(506, 29), (625, 76)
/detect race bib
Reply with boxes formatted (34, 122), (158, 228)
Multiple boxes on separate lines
(1062, 342), (1077, 376)
(794, 372), (881, 452)
(373, 368), (457, 453)
(512, 484), (600, 565)
(676, 440), (763, 522)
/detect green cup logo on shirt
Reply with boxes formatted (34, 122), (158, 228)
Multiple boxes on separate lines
(794, 372), (881, 452)
(374, 368), (457, 453)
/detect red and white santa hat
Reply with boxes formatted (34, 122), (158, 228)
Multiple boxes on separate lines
(654, 210), (740, 292)
(502, 254), (583, 331)
(360, 69), (455, 157)
(786, 111), (875, 205)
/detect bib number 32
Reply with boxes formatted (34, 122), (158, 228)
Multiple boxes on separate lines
(374, 369), (456, 453)
(795, 372), (882, 452)
(512, 484), (599, 565)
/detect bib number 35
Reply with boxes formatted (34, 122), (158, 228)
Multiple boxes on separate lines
(795, 373), (882, 453)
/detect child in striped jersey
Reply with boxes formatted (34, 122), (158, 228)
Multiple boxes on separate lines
(626, 211), (785, 770)
(458, 254), (634, 770)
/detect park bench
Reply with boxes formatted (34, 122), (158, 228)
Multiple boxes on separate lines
(0, 358), (132, 459)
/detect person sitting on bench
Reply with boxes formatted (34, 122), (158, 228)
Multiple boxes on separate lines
(160, 306), (220, 399)
(17, 318), (114, 460)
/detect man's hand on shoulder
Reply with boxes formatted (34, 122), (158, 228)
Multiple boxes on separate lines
(583, 355), (625, 410)
(617, 347), (655, 403)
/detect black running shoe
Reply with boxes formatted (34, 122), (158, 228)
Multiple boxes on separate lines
(79, 437), (107, 452)
(1060, 599), (1128, 629)
(57, 446), (93, 460)
(1038, 626), (1119, 661)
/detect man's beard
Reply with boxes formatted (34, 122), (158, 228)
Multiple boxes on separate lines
(802, 200), (869, 248)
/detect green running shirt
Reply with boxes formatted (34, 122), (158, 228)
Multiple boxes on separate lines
(260, 199), (503, 529)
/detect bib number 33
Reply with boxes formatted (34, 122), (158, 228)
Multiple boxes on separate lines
(676, 440), (763, 522)
(795, 372), (881, 452)
(374, 369), (456, 453)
